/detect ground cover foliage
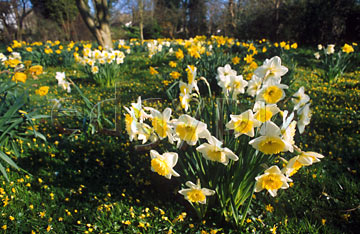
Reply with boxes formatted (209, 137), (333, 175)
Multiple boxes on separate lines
(0, 38), (359, 233)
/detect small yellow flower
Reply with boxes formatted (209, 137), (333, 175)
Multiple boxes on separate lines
(169, 61), (177, 67)
(170, 71), (181, 79)
(232, 56), (240, 65)
(265, 204), (274, 213)
(29, 65), (43, 75)
(149, 66), (159, 75)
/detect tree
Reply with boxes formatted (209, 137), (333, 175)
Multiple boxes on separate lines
(0, 0), (32, 41)
(31, 0), (78, 40)
(76, 0), (113, 48)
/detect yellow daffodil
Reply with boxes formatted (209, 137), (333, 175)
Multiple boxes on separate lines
(232, 56), (240, 65)
(342, 43), (354, 53)
(12, 72), (27, 83)
(29, 65), (43, 76)
(35, 86), (49, 96)
(150, 150), (180, 179)
(255, 165), (292, 197)
(175, 49), (184, 60)
(178, 180), (215, 204)
(226, 110), (261, 137)
(196, 136), (238, 165)
(249, 121), (292, 154)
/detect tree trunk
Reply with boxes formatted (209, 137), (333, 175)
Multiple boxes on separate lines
(139, 0), (144, 43)
(76, 0), (113, 49)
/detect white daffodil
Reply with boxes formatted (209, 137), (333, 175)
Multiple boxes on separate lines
(149, 107), (174, 143)
(179, 81), (193, 111)
(216, 64), (237, 80)
(55, 72), (66, 83)
(280, 111), (296, 149)
(249, 121), (292, 154)
(297, 151), (324, 166)
(137, 122), (156, 144)
(297, 103), (311, 134)
(178, 180), (215, 204)
(281, 156), (303, 177)
(247, 74), (262, 97)
(314, 52), (320, 60)
(217, 75), (231, 97)
(173, 114), (210, 147)
(186, 65), (199, 92)
(196, 136), (238, 165)
(255, 165), (292, 197)
(292, 86), (310, 110)
(256, 82), (288, 104)
(254, 56), (288, 84)
(124, 107), (139, 142)
(326, 44), (335, 55)
(131, 96), (147, 121)
(226, 109), (261, 137)
(150, 150), (180, 179)
(229, 75), (248, 99)
(59, 80), (71, 93)
(253, 101), (280, 123)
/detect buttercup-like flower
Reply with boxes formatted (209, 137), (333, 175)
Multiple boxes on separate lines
(35, 86), (49, 96)
(178, 180), (215, 204)
(249, 121), (292, 154)
(150, 150), (180, 179)
(196, 136), (238, 165)
(255, 165), (292, 197)
(226, 110), (261, 137)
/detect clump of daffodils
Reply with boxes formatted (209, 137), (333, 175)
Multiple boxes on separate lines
(124, 56), (324, 223)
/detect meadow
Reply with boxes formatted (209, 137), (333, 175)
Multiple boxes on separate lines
(0, 37), (359, 233)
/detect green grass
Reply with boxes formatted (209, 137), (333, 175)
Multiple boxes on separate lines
(0, 43), (359, 233)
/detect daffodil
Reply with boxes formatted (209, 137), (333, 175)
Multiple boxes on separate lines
(247, 75), (262, 97)
(253, 101), (280, 123)
(256, 82), (288, 104)
(173, 114), (210, 147)
(249, 121), (292, 154)
(149, 107), (174, 143)
(292, 86), (310, 110)
(216, 64), (237, 80)
(35, 86), (49, 96)
(228, 75), (248, 98)
(297, 151), (324, 166)
(150, 150), (180, 179)
(297, 103), (311, 134)
(12, 72), (27, 83)
(280, 111), (296, 148)
(226, 110), (261, 137)
(124, 107), (139, 141)
(255, 165), (292, 197)
(281, 156), (303, 177)
(342, 43), (354, 53)
(196, 136), (238, 165)
(178, 180), (215, 204)
(326, 44), (335, 54)
(254, 56), (288, 84)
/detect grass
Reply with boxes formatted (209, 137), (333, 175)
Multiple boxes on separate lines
(0, 41), (359, 233)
